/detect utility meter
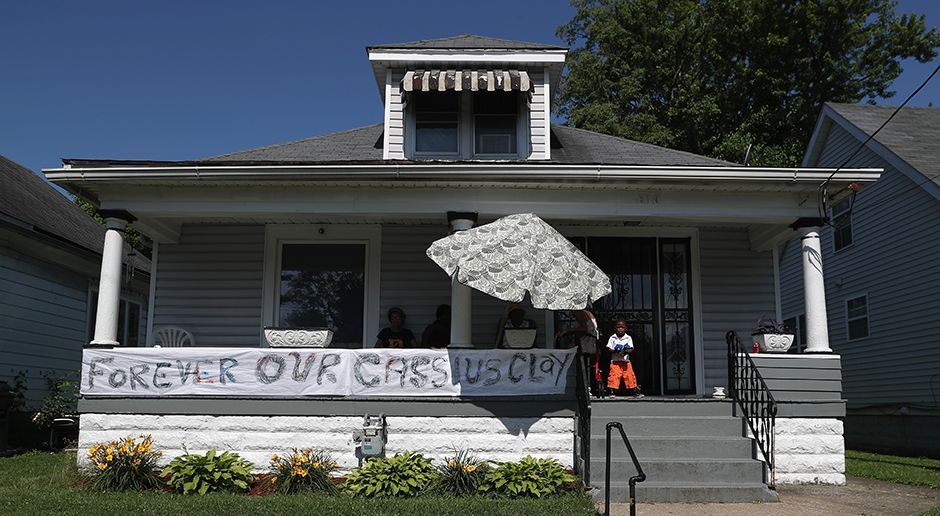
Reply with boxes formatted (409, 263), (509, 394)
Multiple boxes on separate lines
(353, 413), (386, 457)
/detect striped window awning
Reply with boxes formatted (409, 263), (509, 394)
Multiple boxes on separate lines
(401, 69), (531, 93)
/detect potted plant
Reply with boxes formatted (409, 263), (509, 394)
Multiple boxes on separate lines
(751, 316), (794, 353)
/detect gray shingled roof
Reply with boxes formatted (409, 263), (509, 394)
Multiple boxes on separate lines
(368, 34), (567, 51)
(828, 103), (940, 189)
(0, 155), (150, 269)
(204, 124), (385, 163)
(200, 123), (734, 167)
(549, 125), (734, 166)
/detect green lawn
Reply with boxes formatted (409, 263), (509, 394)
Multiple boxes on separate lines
(846, 449), (940, 490)
(0, 452), (595, 516)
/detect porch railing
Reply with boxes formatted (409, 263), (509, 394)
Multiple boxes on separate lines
(726, 330), (777, 488)
(574, 351), (592, 485)
(604, 421), (646, 516)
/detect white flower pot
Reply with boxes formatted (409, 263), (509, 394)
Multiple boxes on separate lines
(751, 333), (794, 353)
(264, 327), (334, 348)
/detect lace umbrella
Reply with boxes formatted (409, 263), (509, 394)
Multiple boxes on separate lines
(426, 213), (611, 310)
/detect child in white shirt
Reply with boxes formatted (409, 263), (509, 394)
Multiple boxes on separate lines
(606, 320), (640, 397)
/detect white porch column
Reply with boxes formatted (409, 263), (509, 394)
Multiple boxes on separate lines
(90, 211), (135, 346)
(447, 212), (478, 348)
(801, 228), (831, 353)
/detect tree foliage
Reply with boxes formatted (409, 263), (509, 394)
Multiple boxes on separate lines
(557, 0), (939, 166)
(74, 197), (151, 257)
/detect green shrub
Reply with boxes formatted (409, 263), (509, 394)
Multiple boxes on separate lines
(434, 449), (490, 496)
(163, 449), (254, 495)
(344, 452), (436, 498)
(31, 372), (77, 430)
(86, 434), (163, 491)
(479, 456), (577, 498)
(269, 448), (338, 494)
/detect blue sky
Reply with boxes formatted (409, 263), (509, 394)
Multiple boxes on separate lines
(1, 0), (937, 178)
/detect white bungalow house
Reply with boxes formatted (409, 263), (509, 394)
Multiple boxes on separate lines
(44, 35), (880, 502)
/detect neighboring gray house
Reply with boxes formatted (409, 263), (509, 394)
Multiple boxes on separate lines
(780, 103), (940, 458)
(0, 155), (150, 408)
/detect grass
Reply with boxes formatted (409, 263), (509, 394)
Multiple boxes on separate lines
(0, 452), (596, 516)
(846, 449), (940, 490)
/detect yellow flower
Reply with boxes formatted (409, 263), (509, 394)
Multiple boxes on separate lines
(106, 455), (113, 462)
(106, 447), (114, 454)
(299, 469), (308, 477)
(271, 454), (279, 462)
(134, 459), (141, 466)
(465, 465), (477, 472)
(312, 462), (319, 469)
(270, 476), (278, 484)
(97, 462), (107, 470)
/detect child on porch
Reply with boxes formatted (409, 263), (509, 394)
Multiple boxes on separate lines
(376, 307), (418, 349)
(606, 319), (642, 397)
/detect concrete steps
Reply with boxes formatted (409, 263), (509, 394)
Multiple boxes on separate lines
(588, 399), (778, 503)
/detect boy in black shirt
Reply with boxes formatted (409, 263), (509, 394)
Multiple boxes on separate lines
(376, 307), (417, 348)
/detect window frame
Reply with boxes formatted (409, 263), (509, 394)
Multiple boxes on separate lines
(405, 90), (529, 160)
(783, 313), (807, 353)
(412, 91), (461, 158)
(831, 197), (854, 252)
(262, 224), (382, 348)
(471, 92), (522, 158)
(844, 294), (870, 341)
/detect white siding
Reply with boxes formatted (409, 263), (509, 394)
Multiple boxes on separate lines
(151, 224), (550, 349)
(699, 227), (777, 391)
(386, 70), (405, 159)
(528, 69), (548, 160)
(152, 224), (265, 347)
(781, 122), (940, 407)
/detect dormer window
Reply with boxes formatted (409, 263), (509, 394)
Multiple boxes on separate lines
(415, 92), (459, 155)
(474, 92), (518, 155)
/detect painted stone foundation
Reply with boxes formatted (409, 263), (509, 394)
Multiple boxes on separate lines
(775, 418), (845, 485)
(78, 414), (574, 471)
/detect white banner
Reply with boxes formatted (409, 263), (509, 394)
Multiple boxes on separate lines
(80, 348), (576, 397)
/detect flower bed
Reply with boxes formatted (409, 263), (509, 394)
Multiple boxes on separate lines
(80, 435), (581, 499)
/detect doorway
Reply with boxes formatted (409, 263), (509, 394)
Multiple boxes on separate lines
(557, 237), (696, 395)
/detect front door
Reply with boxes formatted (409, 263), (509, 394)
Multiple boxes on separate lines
(559, 237), (696, 395)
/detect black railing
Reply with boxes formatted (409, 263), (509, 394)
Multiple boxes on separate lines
(604, 422), (646, 516)
(726, 330), (777, 488)
(574, 351), (592, 485)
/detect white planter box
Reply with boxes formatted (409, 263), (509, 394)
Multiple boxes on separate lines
(751, 333), (794, 353)
(503, 329), (537, 349)
(264, 327), (334, 348)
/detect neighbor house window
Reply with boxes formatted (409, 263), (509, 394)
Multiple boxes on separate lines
(262, 225), (381, 349)
(87, 293), (142, 346)
(832, 198), (853, 251)
(278, 243), (365, 346)
(473, 92), (518, 155)
(846, 295), (869, 340)
(414, 92), (459, 154)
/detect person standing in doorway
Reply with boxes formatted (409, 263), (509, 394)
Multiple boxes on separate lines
(556, 307), (601, 396)
(606, 319), (642, 397)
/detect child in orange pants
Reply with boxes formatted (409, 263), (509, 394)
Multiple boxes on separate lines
(606, 320), (640, 396)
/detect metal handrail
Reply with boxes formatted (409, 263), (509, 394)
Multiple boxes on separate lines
(726, 330), (778, 487)
(574, 350), (592, 484)
(604, 422), (646, 516)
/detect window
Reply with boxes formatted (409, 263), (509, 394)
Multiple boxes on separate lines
(783, 314), (807, 353)
(832, 198), (853, 251)
(473, 92), (518, 155)
(846, 295), (869, 340)
(278, 243), (365, 346)
(414, 92), (459, 155)
(87, 293), (142, 346)
(262, 225), (381, 349)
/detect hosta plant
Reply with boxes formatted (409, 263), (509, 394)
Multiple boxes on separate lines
(163, 449), (254, 495)
(86, 434), (163, 491)
(269, 448), (338, 494)
(434, 449), (489, 496)
(344, 452), (436, 498)
(479, 456), (577, 498)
